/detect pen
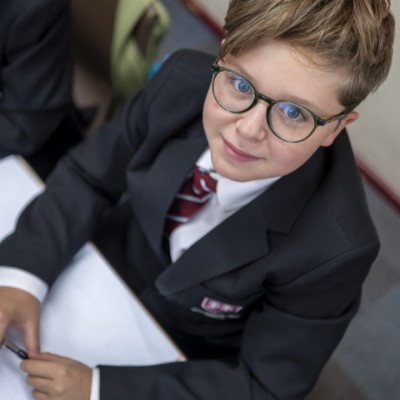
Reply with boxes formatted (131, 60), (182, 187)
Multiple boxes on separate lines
(2, 339), (29, 360)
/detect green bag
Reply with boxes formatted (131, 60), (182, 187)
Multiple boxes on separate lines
(72, 0), (169, 115)
(111, 0), (169, 111)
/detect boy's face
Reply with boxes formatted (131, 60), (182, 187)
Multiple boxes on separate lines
(202, 39), (358, 182)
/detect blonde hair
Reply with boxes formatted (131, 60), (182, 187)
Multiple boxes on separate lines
(221, 0), (395, 111)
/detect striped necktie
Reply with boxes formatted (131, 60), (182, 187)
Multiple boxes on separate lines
(165, 166), (217, 236)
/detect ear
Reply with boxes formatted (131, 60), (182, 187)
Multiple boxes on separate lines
(321, 111), (359, 147)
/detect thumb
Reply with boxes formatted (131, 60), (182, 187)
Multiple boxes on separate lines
(22, 316), (40, 353)
(29, 352), (71, 364)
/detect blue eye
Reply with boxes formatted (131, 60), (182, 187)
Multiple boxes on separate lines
(278, 102), (306, 121)
(233, 77), (252, 94)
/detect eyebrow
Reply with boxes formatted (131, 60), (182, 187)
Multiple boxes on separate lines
(221, 60), (331, 117)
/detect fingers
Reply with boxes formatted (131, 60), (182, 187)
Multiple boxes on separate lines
(28, 352), (72, 363)
(31, 390), (49, 400)
(24, 365), (61, 399)
(0, 287), (41, 352)
(21, 359), (56, 380)
(21, 360), (54, 399)
(22, 318), (41, 353)
(16, 290), (41, 353)
(0, 323), (7, 347)
(21, 354), (93, 400)
(0, 290), (13, 343)
(21, 353), (72, 379)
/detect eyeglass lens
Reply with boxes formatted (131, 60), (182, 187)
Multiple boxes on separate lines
(212, 69), (316, 142)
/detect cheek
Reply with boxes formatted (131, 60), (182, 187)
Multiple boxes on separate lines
(202, 90), (227, 135)
(271, 140), (320, 175)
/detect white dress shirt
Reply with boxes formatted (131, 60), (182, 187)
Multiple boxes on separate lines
(169, 150), (280, 261)
(0, 149), (280, 400)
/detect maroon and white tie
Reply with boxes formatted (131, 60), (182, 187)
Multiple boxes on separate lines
(165, 166), (217, 236)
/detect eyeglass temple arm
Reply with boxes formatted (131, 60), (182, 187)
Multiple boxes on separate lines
(316, 111), (347, 126)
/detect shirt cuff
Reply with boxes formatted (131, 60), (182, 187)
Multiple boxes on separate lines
(0, 266), (48, 302)
(90, 368), (100, 400)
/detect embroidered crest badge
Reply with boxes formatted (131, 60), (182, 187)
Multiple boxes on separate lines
(191, 297), (243, 319)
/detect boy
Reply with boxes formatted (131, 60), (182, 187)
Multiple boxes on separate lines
(0, 0), (395, 399)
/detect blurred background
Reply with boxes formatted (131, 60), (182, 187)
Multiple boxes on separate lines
(72, 1), (400, 399)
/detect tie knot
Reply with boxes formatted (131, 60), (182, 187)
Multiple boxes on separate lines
(193, 166), (217, 195)
(164, 166), (217, 237)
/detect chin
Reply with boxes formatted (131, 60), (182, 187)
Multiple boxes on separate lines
(215, 164), (251, 182)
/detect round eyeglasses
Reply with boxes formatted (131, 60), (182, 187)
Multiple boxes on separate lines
(211, 64), (347, 143)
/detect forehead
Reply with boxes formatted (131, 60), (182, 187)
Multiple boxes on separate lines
(223, 39), (346, 115)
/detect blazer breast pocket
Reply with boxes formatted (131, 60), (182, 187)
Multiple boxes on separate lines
(168, 284), (264, 321)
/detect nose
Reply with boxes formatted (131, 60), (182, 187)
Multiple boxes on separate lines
(235, 102), (269, 141)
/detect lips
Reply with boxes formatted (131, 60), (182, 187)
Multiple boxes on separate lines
(223, 139), (264, 162)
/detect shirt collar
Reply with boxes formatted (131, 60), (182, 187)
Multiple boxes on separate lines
(196, 150), (281, 212)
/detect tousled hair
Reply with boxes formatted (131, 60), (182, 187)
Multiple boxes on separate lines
(221, 0), (395, 111)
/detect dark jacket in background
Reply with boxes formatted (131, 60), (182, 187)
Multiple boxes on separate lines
(0, 0), (82, 178)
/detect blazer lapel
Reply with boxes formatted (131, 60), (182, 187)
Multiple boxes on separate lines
(127, 131), (207, 261)
(155, 147), (326, 295)
(155, 196), (270, 296)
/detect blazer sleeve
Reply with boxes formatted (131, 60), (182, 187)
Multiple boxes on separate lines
(98, 239), (379, 400)
(0, 93), (141, 284)
(0, 0), (73, 157)
(0, 49), (200, 286)
(0, 16), (183, 283)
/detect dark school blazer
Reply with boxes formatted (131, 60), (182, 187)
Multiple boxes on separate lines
(0, 50), (380, 400)
(0, 0), (75, 158)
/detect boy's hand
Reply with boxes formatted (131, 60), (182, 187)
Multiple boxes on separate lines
(0, 287), (41, 352)
(21, 352), (92, 400)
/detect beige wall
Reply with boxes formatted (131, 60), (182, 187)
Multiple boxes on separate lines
(348, 1), (400, 196)
(194, 0), (400, 196)
(195, 0), (228, 25)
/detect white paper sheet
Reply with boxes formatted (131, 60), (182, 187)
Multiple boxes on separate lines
(0, 156), (43, 238)
(0, 156), (181, 399)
